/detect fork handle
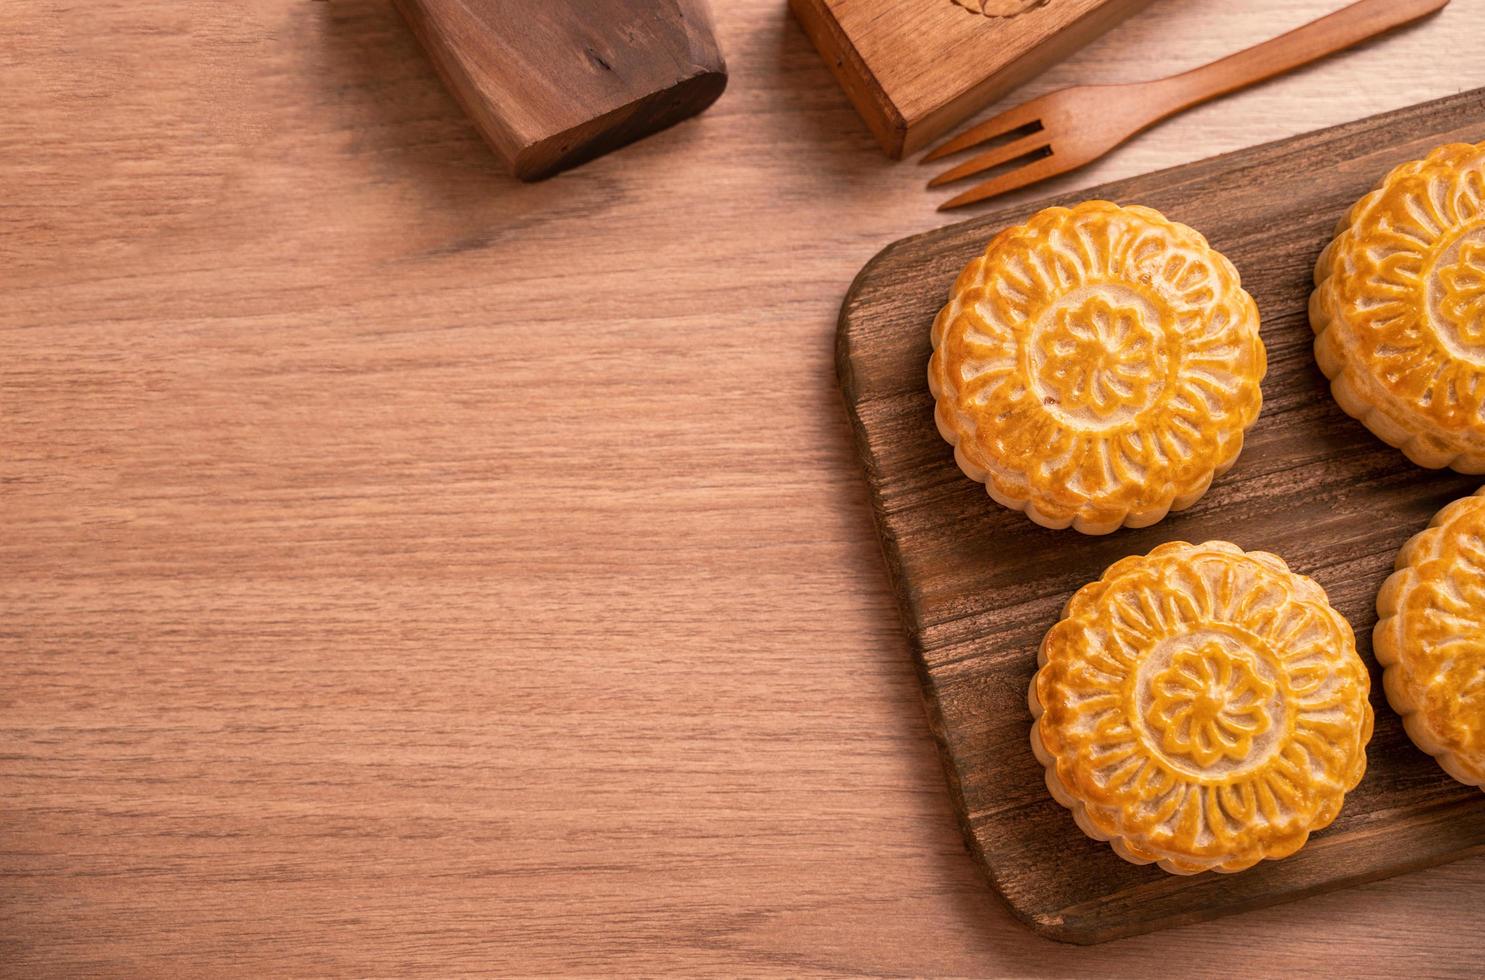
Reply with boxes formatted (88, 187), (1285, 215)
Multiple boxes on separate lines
(1146, 0), (1449, 118)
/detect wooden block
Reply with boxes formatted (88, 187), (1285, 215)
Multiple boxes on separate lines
(394, 0), (727, 181)
(790, 0), (1151, 159)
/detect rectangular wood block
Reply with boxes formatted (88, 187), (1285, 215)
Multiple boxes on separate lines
(396, 0), (727, 180)
(789, 0), (1151, 158)
(837, 88), (1485, 943)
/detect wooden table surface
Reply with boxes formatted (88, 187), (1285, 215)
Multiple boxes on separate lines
(3, 1), (1481, 975)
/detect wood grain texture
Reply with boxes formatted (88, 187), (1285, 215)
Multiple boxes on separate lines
(839, 88), (1485, 944)
(789, 0), (1152, 157)
(392, 0), (726, 180)
(925, 0), (1452, 209)
(3, 0), (1485, 974)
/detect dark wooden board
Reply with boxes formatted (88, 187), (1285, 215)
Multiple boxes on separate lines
(837, 88), (1485, 944)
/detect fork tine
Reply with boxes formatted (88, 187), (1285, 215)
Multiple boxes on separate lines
(926, 131), (1050, 188)
(920, 100), (1043, 163)
(937, 154), (1068, 211)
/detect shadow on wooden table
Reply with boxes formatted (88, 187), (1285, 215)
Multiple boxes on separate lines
(312, 0), (565, 237)
(768, 7), (904, 179)
(313, 0), (738, 243)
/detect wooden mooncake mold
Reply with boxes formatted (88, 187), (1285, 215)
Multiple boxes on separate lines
(1312, 140), (1485, 472)
(929, 201), (1266, 534)
(1031, 541), (1374, 874)
(1375, 488), (1485, 788)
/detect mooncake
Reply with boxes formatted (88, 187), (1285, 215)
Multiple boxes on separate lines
(1375, 488), (1485, 788)
(1031, 541), (1373, 874)
(1312, 140), (1485, 472)
(929, 201), (1265, 534)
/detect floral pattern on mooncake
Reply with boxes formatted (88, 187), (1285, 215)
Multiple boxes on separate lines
(1312, 140), (1485, 472)
(929, 201), (1265, 534)
(1376, 488), (1485, 788)
(1031, 541), (1373, 875)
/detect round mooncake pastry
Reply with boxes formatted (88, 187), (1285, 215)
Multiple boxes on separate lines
(1031, 541), (1373, 874)
(1375, 488), (1485, 788)
(929, 201), (1265, 534)
(1311, 141), (1485, 472)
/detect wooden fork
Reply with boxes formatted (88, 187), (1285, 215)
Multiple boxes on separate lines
(923, 0), (1450, 210)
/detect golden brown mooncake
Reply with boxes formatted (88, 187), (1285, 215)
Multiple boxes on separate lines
(929, 201), (1266, 535)
(1375, 488), (1485, 789)
(1031, 541), (1373, 875)
(1312, 141), (1485, 472)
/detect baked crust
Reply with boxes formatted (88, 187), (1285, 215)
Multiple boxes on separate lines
(929, 201), (1265, 534)
(1031, 541), (1373, 874)
(1311, 140), (1485, 472)
(1375, 488), (1485, 788)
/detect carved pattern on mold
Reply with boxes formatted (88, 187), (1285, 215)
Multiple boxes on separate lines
(952, 0), (1051, 17)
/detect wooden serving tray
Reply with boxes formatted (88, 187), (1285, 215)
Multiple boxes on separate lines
(837, 88), (1485, 944)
